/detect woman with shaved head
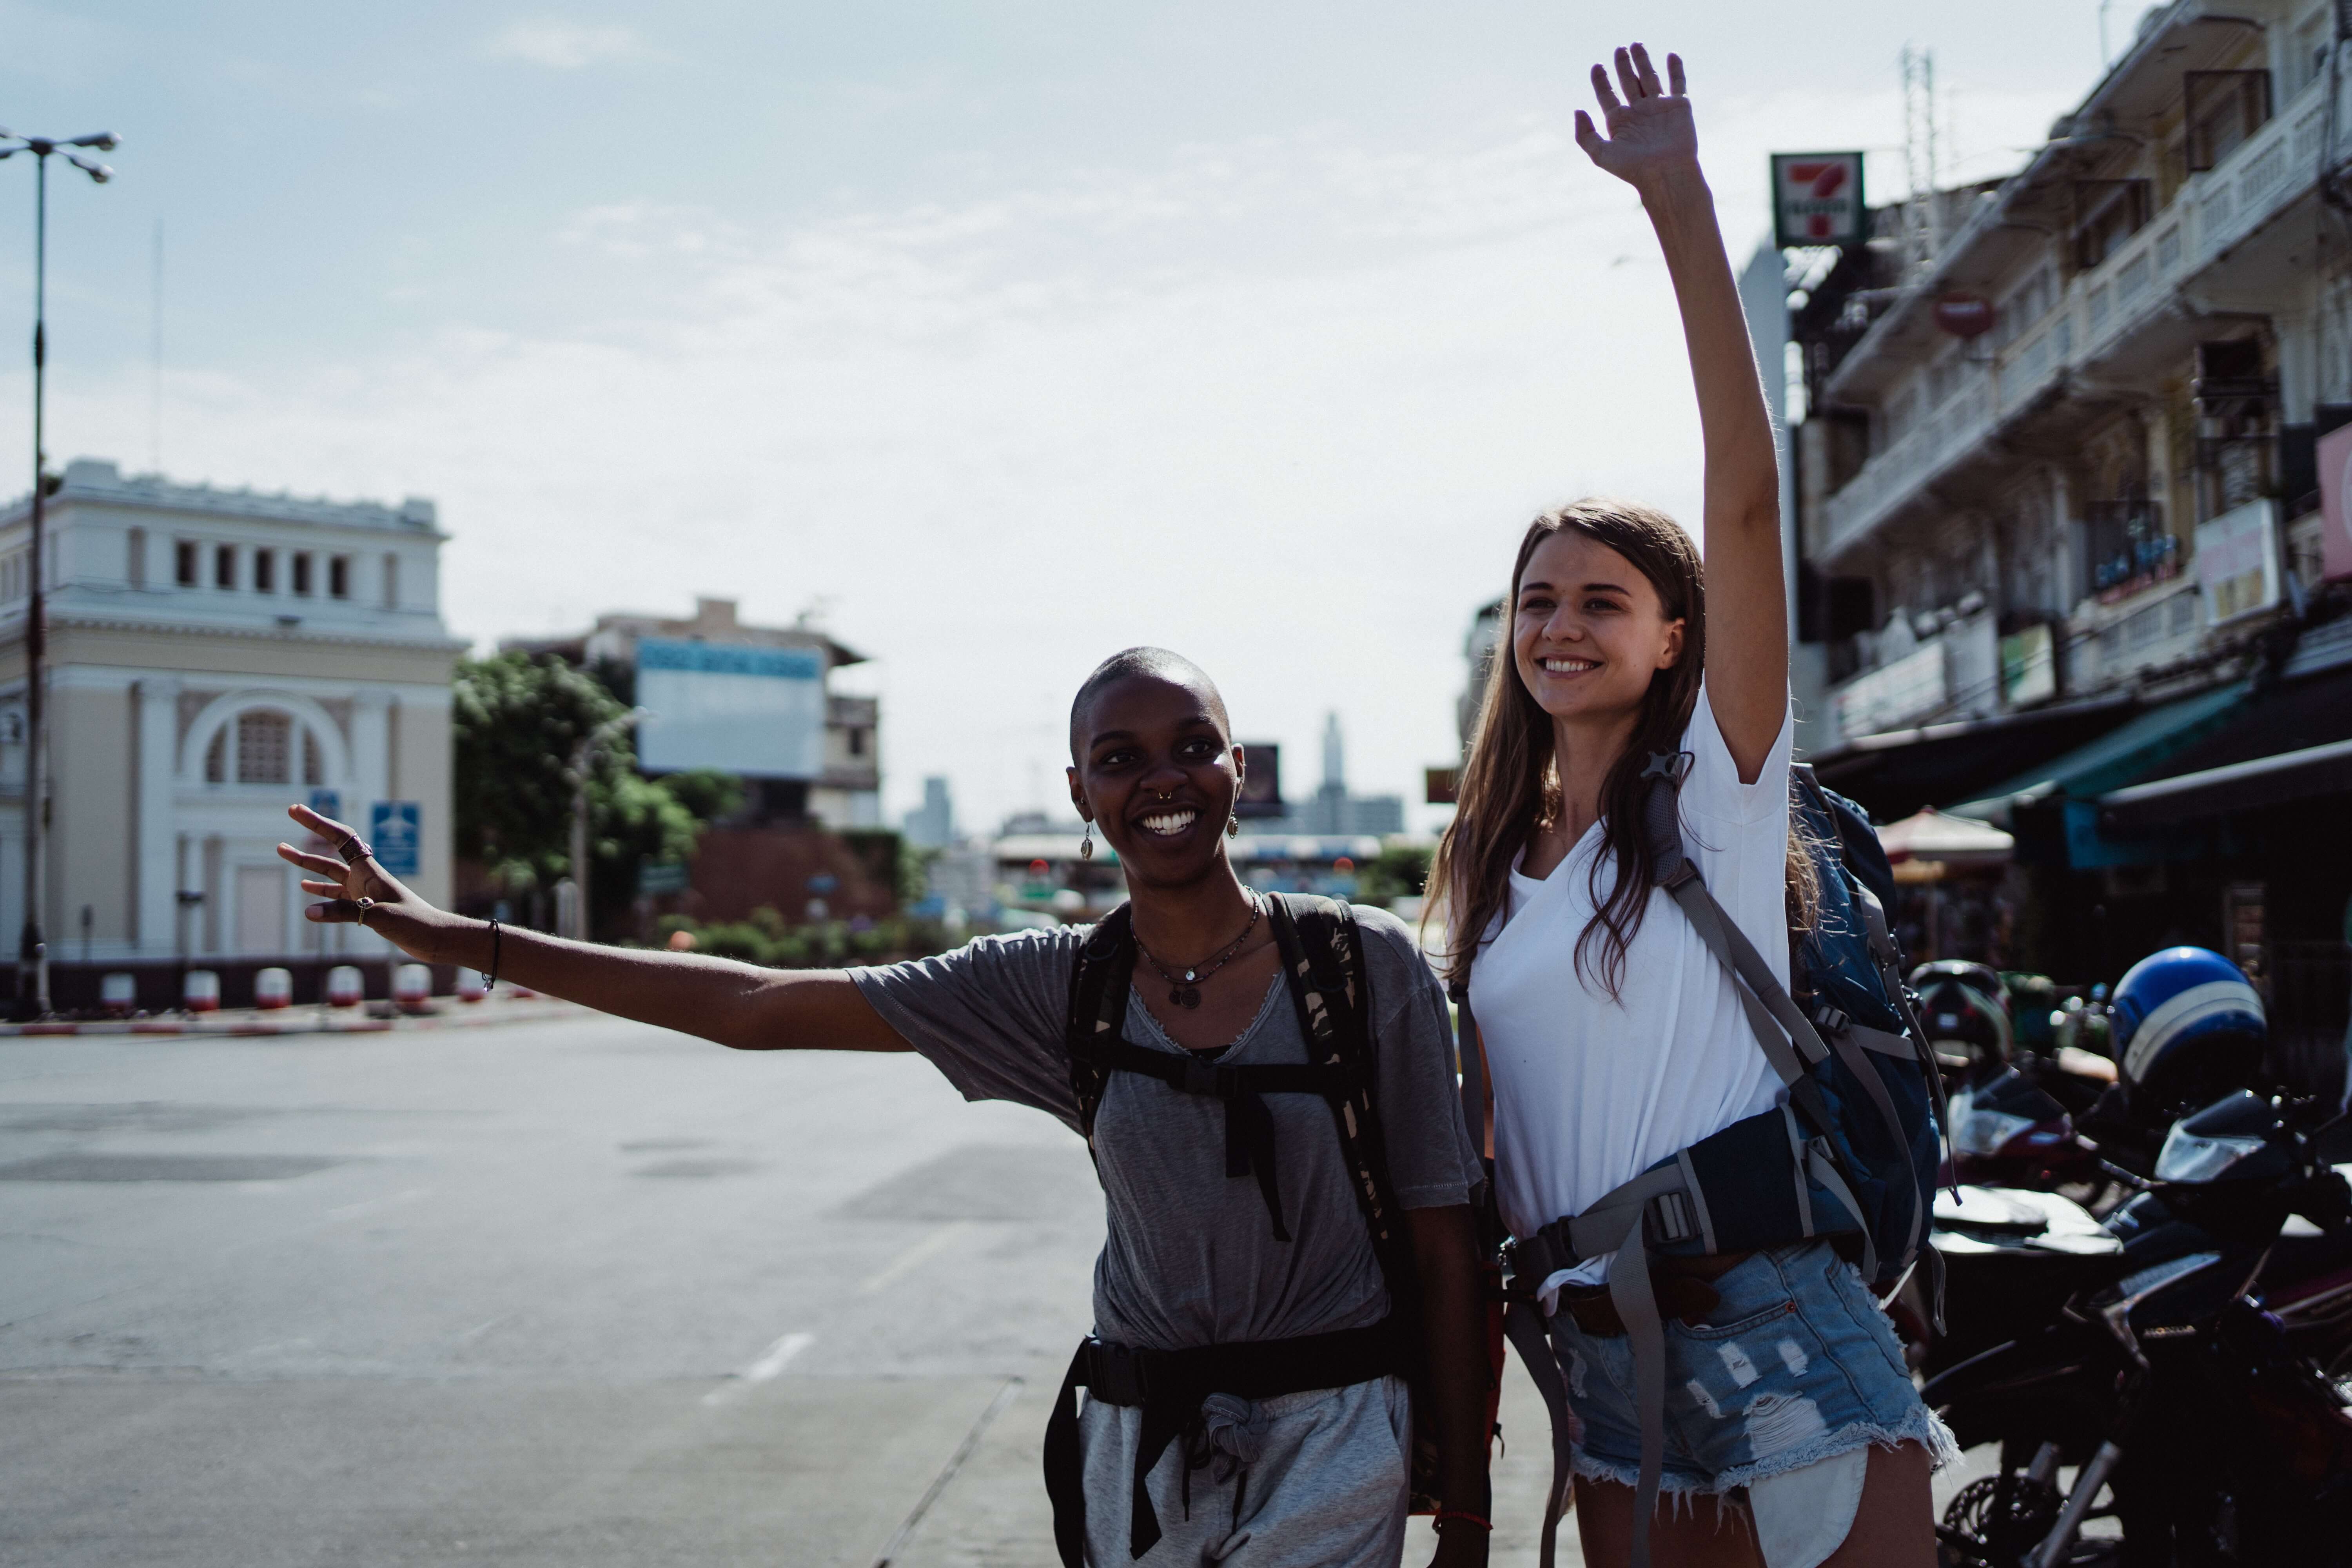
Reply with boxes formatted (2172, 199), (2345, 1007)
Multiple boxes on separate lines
(280, 646), (1494, 1568)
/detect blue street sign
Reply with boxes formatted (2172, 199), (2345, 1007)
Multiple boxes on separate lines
(370, 801), (422, 875)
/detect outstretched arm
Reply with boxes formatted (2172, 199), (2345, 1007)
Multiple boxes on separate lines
(277, 804), (909, 1054)
(1578, 44), (1786, 779)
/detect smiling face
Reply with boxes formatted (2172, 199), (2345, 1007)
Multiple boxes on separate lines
(1067, 671), (1243, 890)
(1511, 528), (1686, 724)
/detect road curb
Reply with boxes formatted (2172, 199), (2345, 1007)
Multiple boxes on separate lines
(0, 994), (593, 1040)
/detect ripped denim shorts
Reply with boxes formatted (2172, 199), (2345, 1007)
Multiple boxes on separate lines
(1552, 1240), (1957, 1495)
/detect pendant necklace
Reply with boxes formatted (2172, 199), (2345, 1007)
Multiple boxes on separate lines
(1136, 893), (1263, 1009)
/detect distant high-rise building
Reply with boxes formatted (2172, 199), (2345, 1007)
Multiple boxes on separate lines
(1253, 711), (1405, 838)
(902, 776), (955, 849)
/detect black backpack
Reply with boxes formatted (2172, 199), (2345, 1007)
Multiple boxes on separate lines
(1062, 891), (1457, 1510)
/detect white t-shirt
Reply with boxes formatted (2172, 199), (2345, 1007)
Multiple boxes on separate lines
(1466, 683), (1793, 1300)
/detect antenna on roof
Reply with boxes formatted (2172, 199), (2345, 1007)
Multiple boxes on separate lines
(1900, 45), (1940, 279)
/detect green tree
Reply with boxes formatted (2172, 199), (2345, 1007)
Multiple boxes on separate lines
(1356, 840), (1433, 909)
(452, 652), (743, 935)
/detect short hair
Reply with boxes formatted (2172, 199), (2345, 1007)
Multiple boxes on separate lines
(1067, 647), (1231, 759)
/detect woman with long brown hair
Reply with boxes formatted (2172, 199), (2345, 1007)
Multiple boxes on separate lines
(1428, 44), (1948, 1568)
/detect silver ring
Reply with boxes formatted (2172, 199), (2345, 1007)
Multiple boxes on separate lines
(354, 898), (376, 927)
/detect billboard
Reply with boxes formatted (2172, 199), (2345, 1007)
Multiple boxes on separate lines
(2196, 498), (2279, 627)
(1771, 153), (1865, 248)
(1234, 742), (1283, 818)
(2321, 419), (2352, 582)
(636, 638), (825, 778)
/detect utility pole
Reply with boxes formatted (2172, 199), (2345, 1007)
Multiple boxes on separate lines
(0, 129), (116, 1018)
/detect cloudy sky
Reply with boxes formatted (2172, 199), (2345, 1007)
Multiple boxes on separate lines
(5, 1), (2133, 831)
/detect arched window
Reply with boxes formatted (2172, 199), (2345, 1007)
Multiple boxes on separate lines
(303, 730), (323, 787)
(236, 711), (292, 784)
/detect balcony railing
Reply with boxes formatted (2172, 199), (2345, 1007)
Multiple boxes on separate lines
(1818, 72), (2343, 565)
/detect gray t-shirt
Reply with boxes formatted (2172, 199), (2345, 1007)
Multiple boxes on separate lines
(848, 904), (1480, 1352)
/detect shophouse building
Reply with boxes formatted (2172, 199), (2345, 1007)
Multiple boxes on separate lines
(1, 458), (461, 1008)
(1766, 0), (2352, 1058)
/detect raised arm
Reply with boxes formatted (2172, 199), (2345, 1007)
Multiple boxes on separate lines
(1578, 44), (1787, 779)
(277, 803), (909, 1054)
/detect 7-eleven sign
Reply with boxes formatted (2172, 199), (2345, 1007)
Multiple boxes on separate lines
(1771, 152), (1866, 249)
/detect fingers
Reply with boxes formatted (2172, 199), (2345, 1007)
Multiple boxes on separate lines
(304, 898), (366, 925)
(1613, 46), (1643, 105)
(298, 877), (346, 898)
(1588, 61), (1622, 117)
(1573, 109), (1603, 159)
(277, 842), (346, 877)
(1666, 50), (1687, 97)
(1630, 42), (1663, 98)
(287, 801), (353, 840)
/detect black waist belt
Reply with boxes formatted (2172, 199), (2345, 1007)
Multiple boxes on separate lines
(1042, 1318), (1405, 1566)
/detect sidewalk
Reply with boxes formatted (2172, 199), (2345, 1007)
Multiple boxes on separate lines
(0, 991), (594, 1040)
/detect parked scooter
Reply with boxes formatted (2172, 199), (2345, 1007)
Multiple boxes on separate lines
(1927, 1088), (2352, 1566)
(1919, 949), (2352, 1563)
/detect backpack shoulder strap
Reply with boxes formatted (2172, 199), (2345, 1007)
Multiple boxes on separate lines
(1264, 893), (1413, 1289)
(1064, 904), (1136, 1152)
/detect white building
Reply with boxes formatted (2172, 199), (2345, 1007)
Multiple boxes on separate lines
(2, 458), (460, 1007)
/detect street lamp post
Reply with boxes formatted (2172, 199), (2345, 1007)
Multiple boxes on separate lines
(1, 129), (116, 1018)
(564, 708), (648, 942)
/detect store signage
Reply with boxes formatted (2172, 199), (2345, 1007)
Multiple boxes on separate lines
(2195, 497), (2280, 626)
(1999, 624), (2057, 706)
(1771, 153), (1866, 248)
(2321, 421), (2352, 582)
(1835, 642), (1947, 738)
(1935, 292), (1996, 339)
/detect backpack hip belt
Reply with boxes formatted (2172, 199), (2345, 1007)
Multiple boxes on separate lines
(1454, 754), (1947, 1568)
(1042, 1317), (1407, 1563)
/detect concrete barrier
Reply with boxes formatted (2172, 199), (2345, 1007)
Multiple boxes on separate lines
(455, 969), (487, 1003)
(254, 967), (294, 1009)
(393, 963), (433, 1014)
(325, 965), (365, 1007)
(183, 970), (220, 1012)
(100, 972), (137, 1016)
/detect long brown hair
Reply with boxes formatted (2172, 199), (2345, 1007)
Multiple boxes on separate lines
(1429, 498), (1816, 999)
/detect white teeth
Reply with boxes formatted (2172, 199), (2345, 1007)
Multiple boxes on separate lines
(1141, 810), (1197, 835)
(1541, 657), (1599, 673)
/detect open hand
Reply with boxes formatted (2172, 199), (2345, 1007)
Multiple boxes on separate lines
(276, 802), (461, 964)
(1574, 43), (1698, 193)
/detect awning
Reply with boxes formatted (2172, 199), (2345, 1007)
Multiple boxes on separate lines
(1875, 808), (2016, 865)
(1948, 681), (2249, 828)
(2099, 738), (2352, 830)
(1808, 695), (2138, 823)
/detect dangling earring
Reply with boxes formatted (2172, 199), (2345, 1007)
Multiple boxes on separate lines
(1080, 820), (1095, 861)
(1226, 813), (1240, 838)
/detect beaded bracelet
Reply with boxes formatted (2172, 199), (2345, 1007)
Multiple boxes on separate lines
(1432, 1510), (1492, 1533)
(484, 917), (502, 990)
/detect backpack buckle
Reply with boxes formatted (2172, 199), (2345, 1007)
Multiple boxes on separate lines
(1812, 1003), (1850, 1035)
(1641, 751), (1694, 784)
(1182, 1058), (1229, 1098)
(1647, 1191), (1698, 1245)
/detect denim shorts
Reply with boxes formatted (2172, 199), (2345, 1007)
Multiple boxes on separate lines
(1551, 1240), (1957, 1495)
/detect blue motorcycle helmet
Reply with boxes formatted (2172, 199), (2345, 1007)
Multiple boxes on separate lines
(2110, 946), (2266, 1114)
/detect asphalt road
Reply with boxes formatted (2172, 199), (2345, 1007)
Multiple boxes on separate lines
(0, 1012), (1588, 1568)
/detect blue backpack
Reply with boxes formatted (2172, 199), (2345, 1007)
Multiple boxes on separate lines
(1454, 758), (1944, 1568)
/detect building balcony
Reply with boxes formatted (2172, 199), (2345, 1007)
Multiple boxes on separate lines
(1817, 71), (2343, 567)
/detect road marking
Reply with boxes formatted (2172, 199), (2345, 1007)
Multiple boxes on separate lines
(871, 1378), (1022, 1568)
(859, 1221), (973, 1296)
(701, 1330), (814, 1406)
